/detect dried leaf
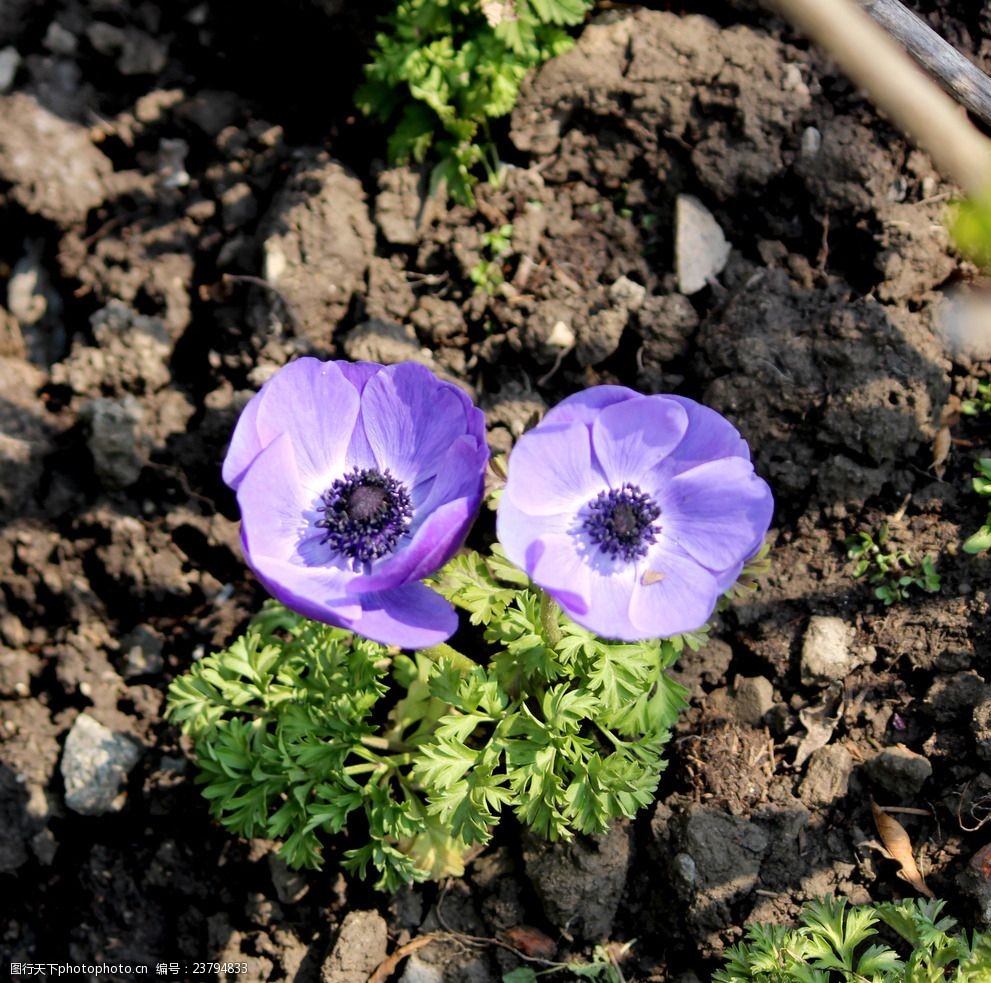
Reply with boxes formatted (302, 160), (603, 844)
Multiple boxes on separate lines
(871, 800), (935, 898)
(793, 686), (843, 769)
(931, 425), (951, 477)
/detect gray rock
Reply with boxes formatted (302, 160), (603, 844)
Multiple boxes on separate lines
(801, 616), (873, 686)
(731, 676), (774, 725)
(61, 713), (142, 815)
(322, 910), (387, 983)
(866, 745), (932, 796)
(81, 396), (149, 489)
(523, 821), (630, 940)
(799, 744), (855, 808)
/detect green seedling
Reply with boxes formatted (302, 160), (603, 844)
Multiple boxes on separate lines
(470, 222), (514, 294)
(714, 896), (991, 982)
(961, 381), (991, 417)
(846, 524), (941, 604)
(963, 457), (991, 553)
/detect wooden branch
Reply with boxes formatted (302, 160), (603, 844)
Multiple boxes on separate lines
(772, 0), (991, 196)
(861, 0), (991, 129)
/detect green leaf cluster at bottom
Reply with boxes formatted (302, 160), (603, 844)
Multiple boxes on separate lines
(166, 547), (692, 889)
(713, 896), (991, 983)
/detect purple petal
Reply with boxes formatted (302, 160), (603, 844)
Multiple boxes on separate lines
(664, 396), (751, 473)
(235, 433), (313, 565)
(653, 458), (774, 571)
(359, 364), (476, 487)
(224, 359), (361, 490)
(337, 361), (383, 393)
(566, 563), (640, 641)
(543, 386), (638, 426)
(246, 554), (363, 626)
(498, 498), (590, 615)
(345, 582), (458, 648)
(591, 396), (688, 487)
(712, 558), (746, 593)
(222, 386), (265, 489)
(629, 544), (720, 637)
(503, 420), (605, 517)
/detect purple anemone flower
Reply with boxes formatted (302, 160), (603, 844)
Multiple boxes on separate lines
(223, 359), (488, 648)
(496, 387), (773, 641)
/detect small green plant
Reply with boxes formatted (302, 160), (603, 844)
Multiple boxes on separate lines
(470, 222), (514, 294)
(963, 457), (991, 553)
(357, 0), (594, 203)
(961, 381), (991, 417)
(846, 524), (941, 604)
(713, 896), (991, 982)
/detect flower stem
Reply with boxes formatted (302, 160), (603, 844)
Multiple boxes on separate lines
(539, 591), (562, 648)
(359, 735), (412, 757)
(418, 642), (477, 674)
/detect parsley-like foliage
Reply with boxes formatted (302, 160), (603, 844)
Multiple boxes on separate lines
(357, 0), (594, 203)
(167, 546), (691, 887)
(713, 896), (991, 982)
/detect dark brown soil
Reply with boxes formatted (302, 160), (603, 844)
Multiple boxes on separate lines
(3, 2), (991, 981)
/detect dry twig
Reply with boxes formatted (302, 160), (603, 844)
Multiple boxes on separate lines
(862, 0), (991, 129)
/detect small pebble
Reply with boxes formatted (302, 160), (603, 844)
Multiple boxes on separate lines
(801, 126), (822, 158)
(731, 675), (774, 725)
(0, 47), (20, 93)
(676, 194), (730, 295)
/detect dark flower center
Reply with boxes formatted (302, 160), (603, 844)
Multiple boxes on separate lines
(582, 483), (661, 561)
(317, 467), (413, 563)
